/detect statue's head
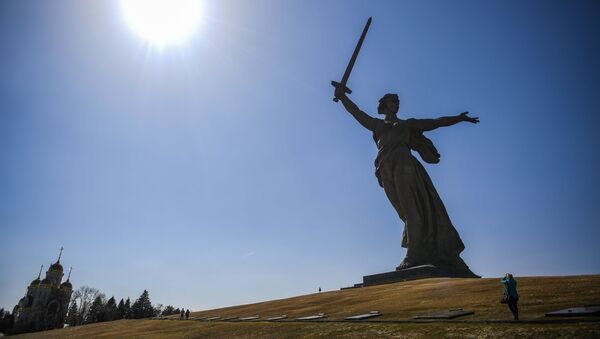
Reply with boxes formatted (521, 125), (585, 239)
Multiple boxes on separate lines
(377, 93), (399, 115)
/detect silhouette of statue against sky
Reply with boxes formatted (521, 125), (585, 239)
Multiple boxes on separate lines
(333, 87), (479, 273)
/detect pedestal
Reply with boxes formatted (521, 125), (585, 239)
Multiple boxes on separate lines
(361, 264), (480, 287)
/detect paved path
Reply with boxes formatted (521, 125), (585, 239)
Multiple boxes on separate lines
(153, 317), (600, 325)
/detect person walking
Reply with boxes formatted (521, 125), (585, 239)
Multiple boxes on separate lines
(185, 309), (190, 319)
(500, 273), (519, 320)
(180, 309), (185, 320)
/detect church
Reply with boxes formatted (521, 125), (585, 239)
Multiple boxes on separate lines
(13, 248), (73, 332)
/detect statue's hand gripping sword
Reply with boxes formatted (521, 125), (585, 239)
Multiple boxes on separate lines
(332, 17), (372, 102)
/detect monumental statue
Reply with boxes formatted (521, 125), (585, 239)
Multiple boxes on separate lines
(332, 18), (479, 281)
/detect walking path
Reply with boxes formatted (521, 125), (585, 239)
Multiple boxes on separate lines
(153, 317), (600, 325)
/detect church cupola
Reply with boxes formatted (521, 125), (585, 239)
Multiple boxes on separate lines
(45, 247), (65, 287)
(29, 265), (43, 287)
(60, 267), (73, 289)
(49, 261), (63, 272)
(48, 247), (64, 272)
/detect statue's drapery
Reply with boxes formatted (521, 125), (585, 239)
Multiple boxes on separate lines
(373, 119), (465, 268)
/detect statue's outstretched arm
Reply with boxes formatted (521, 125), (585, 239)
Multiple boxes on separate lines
(410, 112), (479, 131)
(334, 87), (378, 131)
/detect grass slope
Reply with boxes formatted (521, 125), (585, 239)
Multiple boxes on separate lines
(15, 275), (600, 338)
(189, 275), (600, 321)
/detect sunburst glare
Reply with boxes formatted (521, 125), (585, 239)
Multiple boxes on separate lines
(120, 0), (203, 48)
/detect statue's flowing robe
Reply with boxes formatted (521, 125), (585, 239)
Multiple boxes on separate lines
(373, 119), (465, 267)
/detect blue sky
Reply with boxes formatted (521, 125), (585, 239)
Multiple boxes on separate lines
(1, 0), (599, 311)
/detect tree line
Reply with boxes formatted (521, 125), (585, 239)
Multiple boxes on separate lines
(0, 285), (190, 333)
(66, 286), (187, 327)
(0, 308), (15, 332)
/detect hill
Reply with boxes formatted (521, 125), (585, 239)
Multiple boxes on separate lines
(14, 275), (600, 338)
(188, 275), (600, 321)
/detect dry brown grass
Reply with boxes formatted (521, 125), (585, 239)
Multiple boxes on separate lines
(14, 275), (600, 338)
(189, 275), (600, 321)
(15, 320), (600, 338)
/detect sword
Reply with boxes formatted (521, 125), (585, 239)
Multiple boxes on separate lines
(331, 17), (372, 102)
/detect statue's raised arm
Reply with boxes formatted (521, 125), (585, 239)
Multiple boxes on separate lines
(333, 85), (378, 131)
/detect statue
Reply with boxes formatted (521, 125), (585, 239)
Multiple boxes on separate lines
(332, 18), (479, 276)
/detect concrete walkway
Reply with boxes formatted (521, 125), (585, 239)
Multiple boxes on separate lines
(153, 317), (600, 325)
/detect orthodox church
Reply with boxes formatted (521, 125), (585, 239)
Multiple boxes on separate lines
(13, 248), (73, 332)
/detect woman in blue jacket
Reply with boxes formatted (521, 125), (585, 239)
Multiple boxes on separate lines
(501, 273), (519, 320)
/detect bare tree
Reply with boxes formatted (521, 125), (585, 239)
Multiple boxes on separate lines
(153, 304), (164, 317)
(71, 286), (104, 325)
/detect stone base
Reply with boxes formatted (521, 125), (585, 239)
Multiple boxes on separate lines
(362, 264), (480, 287)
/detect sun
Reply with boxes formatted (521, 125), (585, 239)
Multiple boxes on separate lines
(120, 0), (203, 47)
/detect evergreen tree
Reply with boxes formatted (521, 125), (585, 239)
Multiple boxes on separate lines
(86, 296), (105, 323)
(131, 290), (154, 319)
(0, 308), (12, 331)
(130, 300), (141, 318)
(123, 298), (131, 319)
(66, 301), (79, 327)
(117, 299), (125, 320)
(105, 297), (119, 321)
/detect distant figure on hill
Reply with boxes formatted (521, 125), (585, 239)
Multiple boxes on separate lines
(500, 273), (519, 320)
(318, 287), (321, 293)
(180, 309), (184, 320)
(185, 309), (190, 319)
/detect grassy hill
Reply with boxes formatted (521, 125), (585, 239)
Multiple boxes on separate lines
(15, 275), (600, 338)
(188, 275), (600, 321)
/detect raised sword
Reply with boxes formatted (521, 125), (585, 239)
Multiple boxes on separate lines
(331, 17), (372, 102)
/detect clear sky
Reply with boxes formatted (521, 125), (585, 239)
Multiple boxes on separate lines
(1, 0), (599, 312)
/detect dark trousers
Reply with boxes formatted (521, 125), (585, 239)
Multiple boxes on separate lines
(507, 298), (519, 320)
